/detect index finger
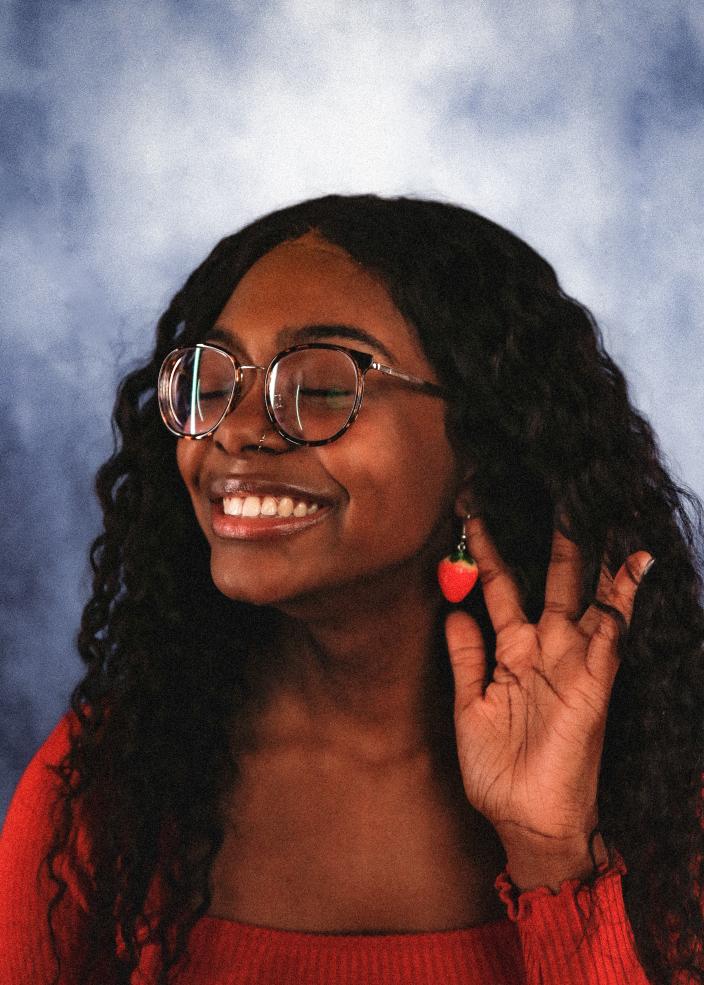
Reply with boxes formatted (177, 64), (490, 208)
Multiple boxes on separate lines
(467, 515), (526, 633)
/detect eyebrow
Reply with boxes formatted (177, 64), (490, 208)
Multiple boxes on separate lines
(203, 323), (397, 364)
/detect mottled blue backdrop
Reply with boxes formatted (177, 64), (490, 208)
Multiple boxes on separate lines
(2, 0), (703, 821)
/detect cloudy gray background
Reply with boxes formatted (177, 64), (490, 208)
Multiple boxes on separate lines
(2, 0), (703, 822)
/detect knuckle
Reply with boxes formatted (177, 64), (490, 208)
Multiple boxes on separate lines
(593, 621), (616, 645)
(542, 600), (568, 616)
(450, 643), (483, 662)
(479, 564), (503, 587)
(612, 583), (636, 606)
(594, 612), (624, 644)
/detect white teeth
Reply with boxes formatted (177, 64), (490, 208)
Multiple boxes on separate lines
(242, 495), (261, 517)
(260, 496), (278, 516)
(277, 496), (294, 517)
(223, 496), (243, 516)
(221, 494), (322, 518)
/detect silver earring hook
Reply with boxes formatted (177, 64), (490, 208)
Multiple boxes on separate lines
(459, 512), (472, 551)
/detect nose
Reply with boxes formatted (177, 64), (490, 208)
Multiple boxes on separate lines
(212, 366), (291, 455)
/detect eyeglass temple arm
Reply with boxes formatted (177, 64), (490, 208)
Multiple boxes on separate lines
(238, 360), (446, 398)
(371, 361), (447, 398)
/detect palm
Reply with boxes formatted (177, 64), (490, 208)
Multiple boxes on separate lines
(445, 518), (651, 849)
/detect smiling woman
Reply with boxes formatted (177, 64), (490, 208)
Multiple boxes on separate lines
(174, 234), (458, 610)
(1, 194), (703, 985)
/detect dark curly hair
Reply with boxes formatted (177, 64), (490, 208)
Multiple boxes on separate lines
(46, 194), (704, 983)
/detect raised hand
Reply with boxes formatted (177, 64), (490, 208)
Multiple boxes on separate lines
(445, 515), (653, 889)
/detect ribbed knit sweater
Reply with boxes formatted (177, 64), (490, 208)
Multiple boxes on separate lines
(0, 716), (654, 984)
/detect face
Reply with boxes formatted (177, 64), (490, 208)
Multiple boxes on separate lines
(176, 232), (461, 612)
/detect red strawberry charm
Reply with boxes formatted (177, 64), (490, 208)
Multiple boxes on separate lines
(437, 539), (479, 603)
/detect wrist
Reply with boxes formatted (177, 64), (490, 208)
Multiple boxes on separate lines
(502, 830), (609, 894)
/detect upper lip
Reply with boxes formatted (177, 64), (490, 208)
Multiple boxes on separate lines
(207, 474), (336, 505)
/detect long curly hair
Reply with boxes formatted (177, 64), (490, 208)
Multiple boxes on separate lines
(46, 194), (704, 983)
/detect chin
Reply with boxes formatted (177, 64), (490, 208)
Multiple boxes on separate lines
(211, 577), (281, 608)
(209, 563), (301, 608)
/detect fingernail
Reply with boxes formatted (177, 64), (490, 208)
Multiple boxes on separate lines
(642, 556), (655, 578)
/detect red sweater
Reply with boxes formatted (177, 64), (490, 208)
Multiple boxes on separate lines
(0, 716), (654, 984)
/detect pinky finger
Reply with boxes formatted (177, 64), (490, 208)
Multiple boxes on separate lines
(585, 551), (654, 685)
(578, 563), (615, 637)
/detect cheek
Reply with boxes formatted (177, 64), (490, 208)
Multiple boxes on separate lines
(324, 403), (456, 552)
(176, 440), (195, 489)
(393, 423), (456, 531)
(176, 441), (208, 522)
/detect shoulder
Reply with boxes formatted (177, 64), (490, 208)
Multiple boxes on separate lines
(0, 713), (93, 984)
(1, 712), (77, 835)
(0, 712), (83, 904)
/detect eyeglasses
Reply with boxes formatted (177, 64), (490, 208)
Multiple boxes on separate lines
(158, 342), (448, 446)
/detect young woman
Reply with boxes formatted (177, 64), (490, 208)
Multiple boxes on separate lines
(1, 194), (702, 984)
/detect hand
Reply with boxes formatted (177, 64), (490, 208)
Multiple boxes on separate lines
(445, 515), (652, 872)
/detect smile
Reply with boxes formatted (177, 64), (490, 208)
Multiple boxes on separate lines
(222, 494), (320, 518)
(211, 497), (331, 540)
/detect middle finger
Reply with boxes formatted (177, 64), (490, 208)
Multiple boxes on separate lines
(543, 529), (583, 621)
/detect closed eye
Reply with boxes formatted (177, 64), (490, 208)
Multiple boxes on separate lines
(298, 387), (354, 408)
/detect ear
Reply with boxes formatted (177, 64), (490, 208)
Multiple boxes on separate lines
(454, 469), (479, 519)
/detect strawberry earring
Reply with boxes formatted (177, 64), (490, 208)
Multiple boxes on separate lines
(437, 514), (479, 603)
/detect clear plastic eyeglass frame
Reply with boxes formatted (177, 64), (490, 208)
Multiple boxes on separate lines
(157, 341), (448, 447)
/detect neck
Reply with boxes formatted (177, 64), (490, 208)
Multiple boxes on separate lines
(252, 563), (456, 764)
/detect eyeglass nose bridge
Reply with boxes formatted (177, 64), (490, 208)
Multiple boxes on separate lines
(219, 362), (277, 426)
(233, 363), (266, 397)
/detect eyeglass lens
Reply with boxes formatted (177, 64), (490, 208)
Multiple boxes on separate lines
(161, 346), (359, 443)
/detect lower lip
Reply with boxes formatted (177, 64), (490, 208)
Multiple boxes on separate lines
(210, 502), (332, 540)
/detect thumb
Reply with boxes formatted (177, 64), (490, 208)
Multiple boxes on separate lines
(445, 609), (487, 718)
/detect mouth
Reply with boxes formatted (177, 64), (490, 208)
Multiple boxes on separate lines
(210, 494), (333, 540)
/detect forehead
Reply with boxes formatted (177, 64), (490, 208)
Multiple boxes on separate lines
(214, 232), (428, 367)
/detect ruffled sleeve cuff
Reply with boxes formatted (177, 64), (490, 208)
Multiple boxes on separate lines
(494, 846), (627, 922)
(494, 849), (653, 983)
